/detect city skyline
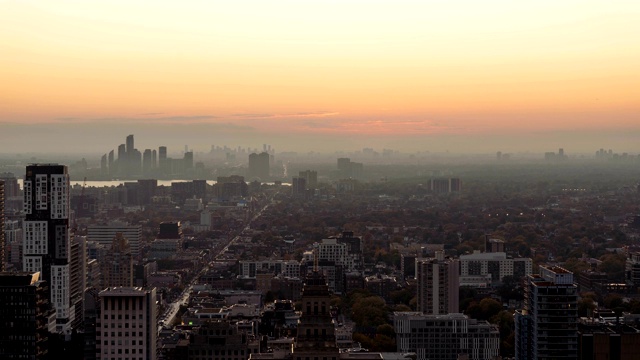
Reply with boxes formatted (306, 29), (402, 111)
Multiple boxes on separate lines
(1, 1), (640, 154)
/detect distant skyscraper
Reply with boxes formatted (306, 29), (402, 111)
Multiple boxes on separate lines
(108, 150), (115, 175)
(159, 146), (168, 173)
(96, 287), (157, 360)
(151, 149), (157, 169)
(126, 134), (134, 155)
(515, 265), (578, 360)
(23, 164), (74, 333)
(142, 149), (152, 174)
(299, 170), (318, 189)
(100, 154), (107, 176)
(248, 152), (270, 180)
(292, 177), (306, 197)
(416, 251), (459, 315)
(117, 144), (126, 162)
(183, 151), (194, 169)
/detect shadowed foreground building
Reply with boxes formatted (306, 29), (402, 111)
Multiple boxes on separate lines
(96, 287), (157, 360)
(0, 272), (53, 359)
(394, 312), (500, 360)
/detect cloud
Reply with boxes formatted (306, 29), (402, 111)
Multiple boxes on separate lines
(49, 115), (218, 124)
(231, 112), (339, 119)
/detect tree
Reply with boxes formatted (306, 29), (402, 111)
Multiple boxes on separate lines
(264, 291), (275, 304)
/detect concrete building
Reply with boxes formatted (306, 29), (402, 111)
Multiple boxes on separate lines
(459, 251), (532, 287)
(87, 223), (142, 258)
(0, 272), (53, 359)
(394, 312), (499, 360)
(23, 164), (74, 333)
(578, 315), (640, 360)
(96, 287), (157, 360)
(515, 265), (578, 360)
(416, 251), (459, 315)
(317, 233), (364, 272)
(625, 252), (640, 293)
(187, 320), (259, 360)
(101, 232), (133, 288)
(239, 260), (302, 278)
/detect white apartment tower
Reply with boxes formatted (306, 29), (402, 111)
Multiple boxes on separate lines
(22, 164), (74, 333)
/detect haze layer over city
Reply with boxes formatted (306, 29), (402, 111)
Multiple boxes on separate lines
(2, 2), (640, 360)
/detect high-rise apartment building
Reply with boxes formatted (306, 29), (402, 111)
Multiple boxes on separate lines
(0, 272), (53, 359)
(515, 265), (578, 360)
(416, 251), (459, 315)
(101, 232), (133, 288)
(96, 287), (157, 360)
(248, 152), (270, 180)
(298, 170), (318, 189)
(23, 164), (74, 333)
(291, 177), (307, 197)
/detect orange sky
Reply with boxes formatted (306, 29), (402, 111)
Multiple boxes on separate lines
(1, 1), (640, 152)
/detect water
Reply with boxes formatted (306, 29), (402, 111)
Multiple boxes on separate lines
(16, 179), (288, 189)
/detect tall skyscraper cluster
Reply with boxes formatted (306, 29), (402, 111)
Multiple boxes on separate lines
(100, 135), (195, 178)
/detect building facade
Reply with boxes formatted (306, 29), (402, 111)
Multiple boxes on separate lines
(101, 232), (133, 288)
(394, 312), (500, 360)
(96, 287), (157, 360)
(515, 265), (578, 360)
(87, 224), (142, 258)
(416, 251), (459, 315)
(23, 164), (74, 333)
(459, 251), (532, 286)
(0, 272), (52, 359)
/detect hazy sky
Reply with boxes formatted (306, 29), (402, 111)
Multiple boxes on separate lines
(1, 0), (639, 154)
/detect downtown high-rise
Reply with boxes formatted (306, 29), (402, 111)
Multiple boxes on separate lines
(515, 265), (578, 360)
(23, 164), (75, 333)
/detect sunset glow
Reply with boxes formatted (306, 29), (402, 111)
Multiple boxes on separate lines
(2, 0), (640, 152)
